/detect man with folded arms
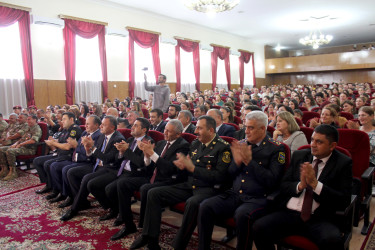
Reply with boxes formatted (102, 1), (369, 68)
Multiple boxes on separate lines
(130, 115), (231, 250)
(253, 125), (352, 250)
(48, 115), (102, 207)
(110, 119), (190, 241)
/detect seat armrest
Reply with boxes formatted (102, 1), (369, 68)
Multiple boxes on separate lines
(267, 190), (281, 202)
(361, 167), (375, 180)
(336, 195), (357, 216)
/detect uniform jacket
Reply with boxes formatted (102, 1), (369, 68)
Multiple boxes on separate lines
(57, 124), (82, 157)
(280, 148), (352, 218)
(229, 135), (286, 201)
(17, 124), (42, 150)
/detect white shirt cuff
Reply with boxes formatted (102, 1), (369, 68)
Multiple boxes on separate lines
(150, 152), (159, 163)
(296, 182), (302, 193)
(144, 156), (151, 166)
(314, 181), (323, 195)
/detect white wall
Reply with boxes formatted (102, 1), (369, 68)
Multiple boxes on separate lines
(3, 0), (265, 83)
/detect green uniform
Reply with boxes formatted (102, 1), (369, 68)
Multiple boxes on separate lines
(1, 122), (28, 146)
(0, 120), (8, 134)
(0, 124), (42, 168)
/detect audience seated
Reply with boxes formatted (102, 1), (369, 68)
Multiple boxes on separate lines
(207, 109), (235, 138)
(177, 110), (196, 134)
(149, 108), (167, 133)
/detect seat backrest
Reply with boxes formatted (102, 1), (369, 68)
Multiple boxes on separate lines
(235, 110), (241, 116)
(224, 122), (240, 131)
(298, 144), (351, 158)
(37, 122), (49, 156)
(163, 113), (168, 120)
(78, 116), (86, 125)
(181, 133), (197, 144)
(220, 136), (236, 144)
(117, 128), (132, 139)
(79, 125), (86, 131)
(148, 130), (165, 143)
(302, 111), (320, 125)
(299, 106), (308, 112)
(191, 120), (197, 125)
(212, 105), (221, 110)
(141, 108), (149, 119)
(267, 125), (275, 135)
(233, 116), (242, 125)
(299, 126), (314, 144)
(311, 107), (321, 112)
(295, 117), (303, 126)
(339, 111), (354, 121)
(305, 117), (319, 128)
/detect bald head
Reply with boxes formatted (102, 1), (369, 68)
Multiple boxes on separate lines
(106, 107), (119, 118)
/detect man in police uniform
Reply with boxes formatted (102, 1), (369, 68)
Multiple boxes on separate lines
(130, 115), (232, 250)
(34, 112), (82, 195)
(0, 115), (42, 180)
(198, 111), (286, 250)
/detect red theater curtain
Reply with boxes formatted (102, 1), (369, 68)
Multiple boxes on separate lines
(239, 51), (257, 88)
(63, 19), (107, 104)
(0, 6), (35, 105)
(128, 29), (161, 98)
(211, 46), (231, 90)
(175, 39), (200, 92)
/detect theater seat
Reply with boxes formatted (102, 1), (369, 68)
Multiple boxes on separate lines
(233, 116), (242, 125)
(148, 130), (164, 143)
(78, 116), (86, 125)
(224, 122), (240, 131)
(181, 133), (197, 144)
(299, 126), (314, 144)
(117, 128), (132, 139)
(302, 111), (320, 125)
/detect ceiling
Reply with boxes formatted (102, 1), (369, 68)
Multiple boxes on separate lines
(97, 0), (375, 50)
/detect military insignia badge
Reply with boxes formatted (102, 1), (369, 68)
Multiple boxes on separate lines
(222, 151), (231, 163)
(70, 130), (76, 137)
(278, 152), (286, 164)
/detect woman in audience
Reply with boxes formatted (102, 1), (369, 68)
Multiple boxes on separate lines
(347, 106), (375, 166)
(288, 99), (300, 111)
(204, 100), (212, 110)
(220, 106), (234, 124)
(92, 104), (104, 119)
(273, 111), (308, 155)
(197, 95), (205, 106)
(80, 104), (89, 118)
(118, 102), (127, 118)
(62, 104), (70, 111)
(303, 94), (318, 111)
(309, 106), (339, 129)
(181, 102), (190, 111)
(355, 97), (366, 118)
(213, 94), (224, 106)
(326, 103), (347, 128)
(68, 108), (81, 125)
(277, 104), (294, 115)
(330, 96), (341, 106)
(342, 100), (356, 115)
(130, 101), (144, 117)
(46, 105), (54, 114)
(267, 102), (277, 127)
(283, 97), (290, 106)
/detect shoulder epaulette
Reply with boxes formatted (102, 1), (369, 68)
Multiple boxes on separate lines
(268, 137), (281, 146)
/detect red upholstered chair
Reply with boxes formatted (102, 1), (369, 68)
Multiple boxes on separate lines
(220, 136), (237, 144)
(117, 128), (132, 139)
(4, 119), (9, 123)
(191, 120), (197, 125)
(302, 111), (320, 125)
(235, 110), (241, 117)
(233, 116), (242, 125)
(299, 106), (308, 112)
(344, 119), (360, 129)
(148, 130), (164, 143)
(306, 117), (319, 128)
(78, 116), (86, 125)
(212, 105), (221, 110)
(224, 122), (240, 131)
(16, 122), (49, 170)
(337, 129), (373, 235)
(311, 106), (322, 113)
(299, 126), (314, 144)
(181, 133), (197, 144)
(163, 113), (168, 120)
(339, 112), (354, 121)
(295, 117), (303, 127)
(234, 106), (241, 111)
(141, 108), (149, 119)
(267, 125), (275, 135)
(320, 100), (331, 108)
(79, 125), (86, 131)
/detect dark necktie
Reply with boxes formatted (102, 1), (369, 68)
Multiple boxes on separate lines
(301, 159), (322, 221)
(93, 136), (108, 172)
(150, 142), (170, 184)
(117, 139), (137, 176)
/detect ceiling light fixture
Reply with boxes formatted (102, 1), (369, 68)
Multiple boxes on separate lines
(183, 0), (240, 16)
(299, 29), (333, 49)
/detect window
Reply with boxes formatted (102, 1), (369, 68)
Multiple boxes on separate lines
(0, 22), (24, 79)
(134, 43), (155, 99)
(180, 49), (196, 92)
(75, 35), (102, 81)
(216, 58), (227, 90)
(244, 57), (255, 88)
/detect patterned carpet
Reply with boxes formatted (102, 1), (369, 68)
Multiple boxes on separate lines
(361, 218), (375, 250)
(0, 174), (233, 249)
(0, 170), (41, 197)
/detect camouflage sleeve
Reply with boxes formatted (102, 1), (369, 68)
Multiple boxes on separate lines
(17, 124), (29, 136)
(31, 126), (42, 143)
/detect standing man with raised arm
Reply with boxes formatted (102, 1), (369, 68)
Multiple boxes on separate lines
(144, 73), (170, 113)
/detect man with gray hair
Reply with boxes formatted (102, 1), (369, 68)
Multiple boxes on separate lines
(110, 119), (190, 241)
(178, 110), (196, 134)
(198, 111), (286, 250)
(106, 107), (119, 118)
(126, 111), (140, 129)
(0, 113), (28, 146)
(207, 109), (235, 137)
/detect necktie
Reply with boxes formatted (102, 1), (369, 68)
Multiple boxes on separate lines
(117, 139), (137, 176)
(150, 142), (170, 184)
(93, 136), (108, 172)
(300, 159), (322, 221)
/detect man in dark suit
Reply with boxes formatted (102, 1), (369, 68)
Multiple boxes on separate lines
(193, 105), (207, 121)
(149, 108), (167, 133)
(178, 110), (196, 135)
(130, 116), (232, 250)
(88, 117), (153, 222)
(234, 105), (262, 140)
(198, 111), (286, 250)
(110, 119), (190, 241)
(60, 115), (125, 221)
(48, 115), (102, 207)
(207, 108), (235, 138)
(34, 112), (82, 195)
(253, 125), (352, 249)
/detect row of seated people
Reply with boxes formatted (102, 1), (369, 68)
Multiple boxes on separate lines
(30, 110), (352, 250)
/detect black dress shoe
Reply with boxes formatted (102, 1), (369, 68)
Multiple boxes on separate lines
(99, 210), (118, 221)
(49, 194), (66, 203)
(113, 218), (124, 227)
(110, 225), (137, 241)
(58, 197), (73, 208)
(46, 192), (59, 200)
(60, 209), (77, 221)
(130, 235), (149, 249)
(35, 186), (51, 194)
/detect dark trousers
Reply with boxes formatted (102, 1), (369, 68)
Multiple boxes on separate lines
(253, 209), (342, 250)
(105, 175), (149, 226)
(33, 154), (69, 188)
(142, 183), (217, 250)
(66, 164), (93, 198)
(198, 193), (267, 250)
(49, 161), (89, 196)
(138, 181), (172, 228)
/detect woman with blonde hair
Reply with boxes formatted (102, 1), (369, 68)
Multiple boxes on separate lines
(92, 104), (104, 119)
(273, 111), (308, 155)
(309, 106), (339, 129)
(130, 101), (144, 117)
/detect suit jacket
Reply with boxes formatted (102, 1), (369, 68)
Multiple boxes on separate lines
(280, 148), (352, 219)
(93, 130), (125, 169)
(234, 128), (246, 140)
(183, 123), (196, 135)
(76, 129), (102, 163)
(151, 137), (190, 183)
(115, 135), (154, 177)
(217, 123), (235, 138)
(151, 120), (167, 133)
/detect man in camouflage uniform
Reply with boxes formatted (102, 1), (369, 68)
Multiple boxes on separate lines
(0, 115), (42, 180)
(0, 113), (29, 146)
(0, 113), (8, 134)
